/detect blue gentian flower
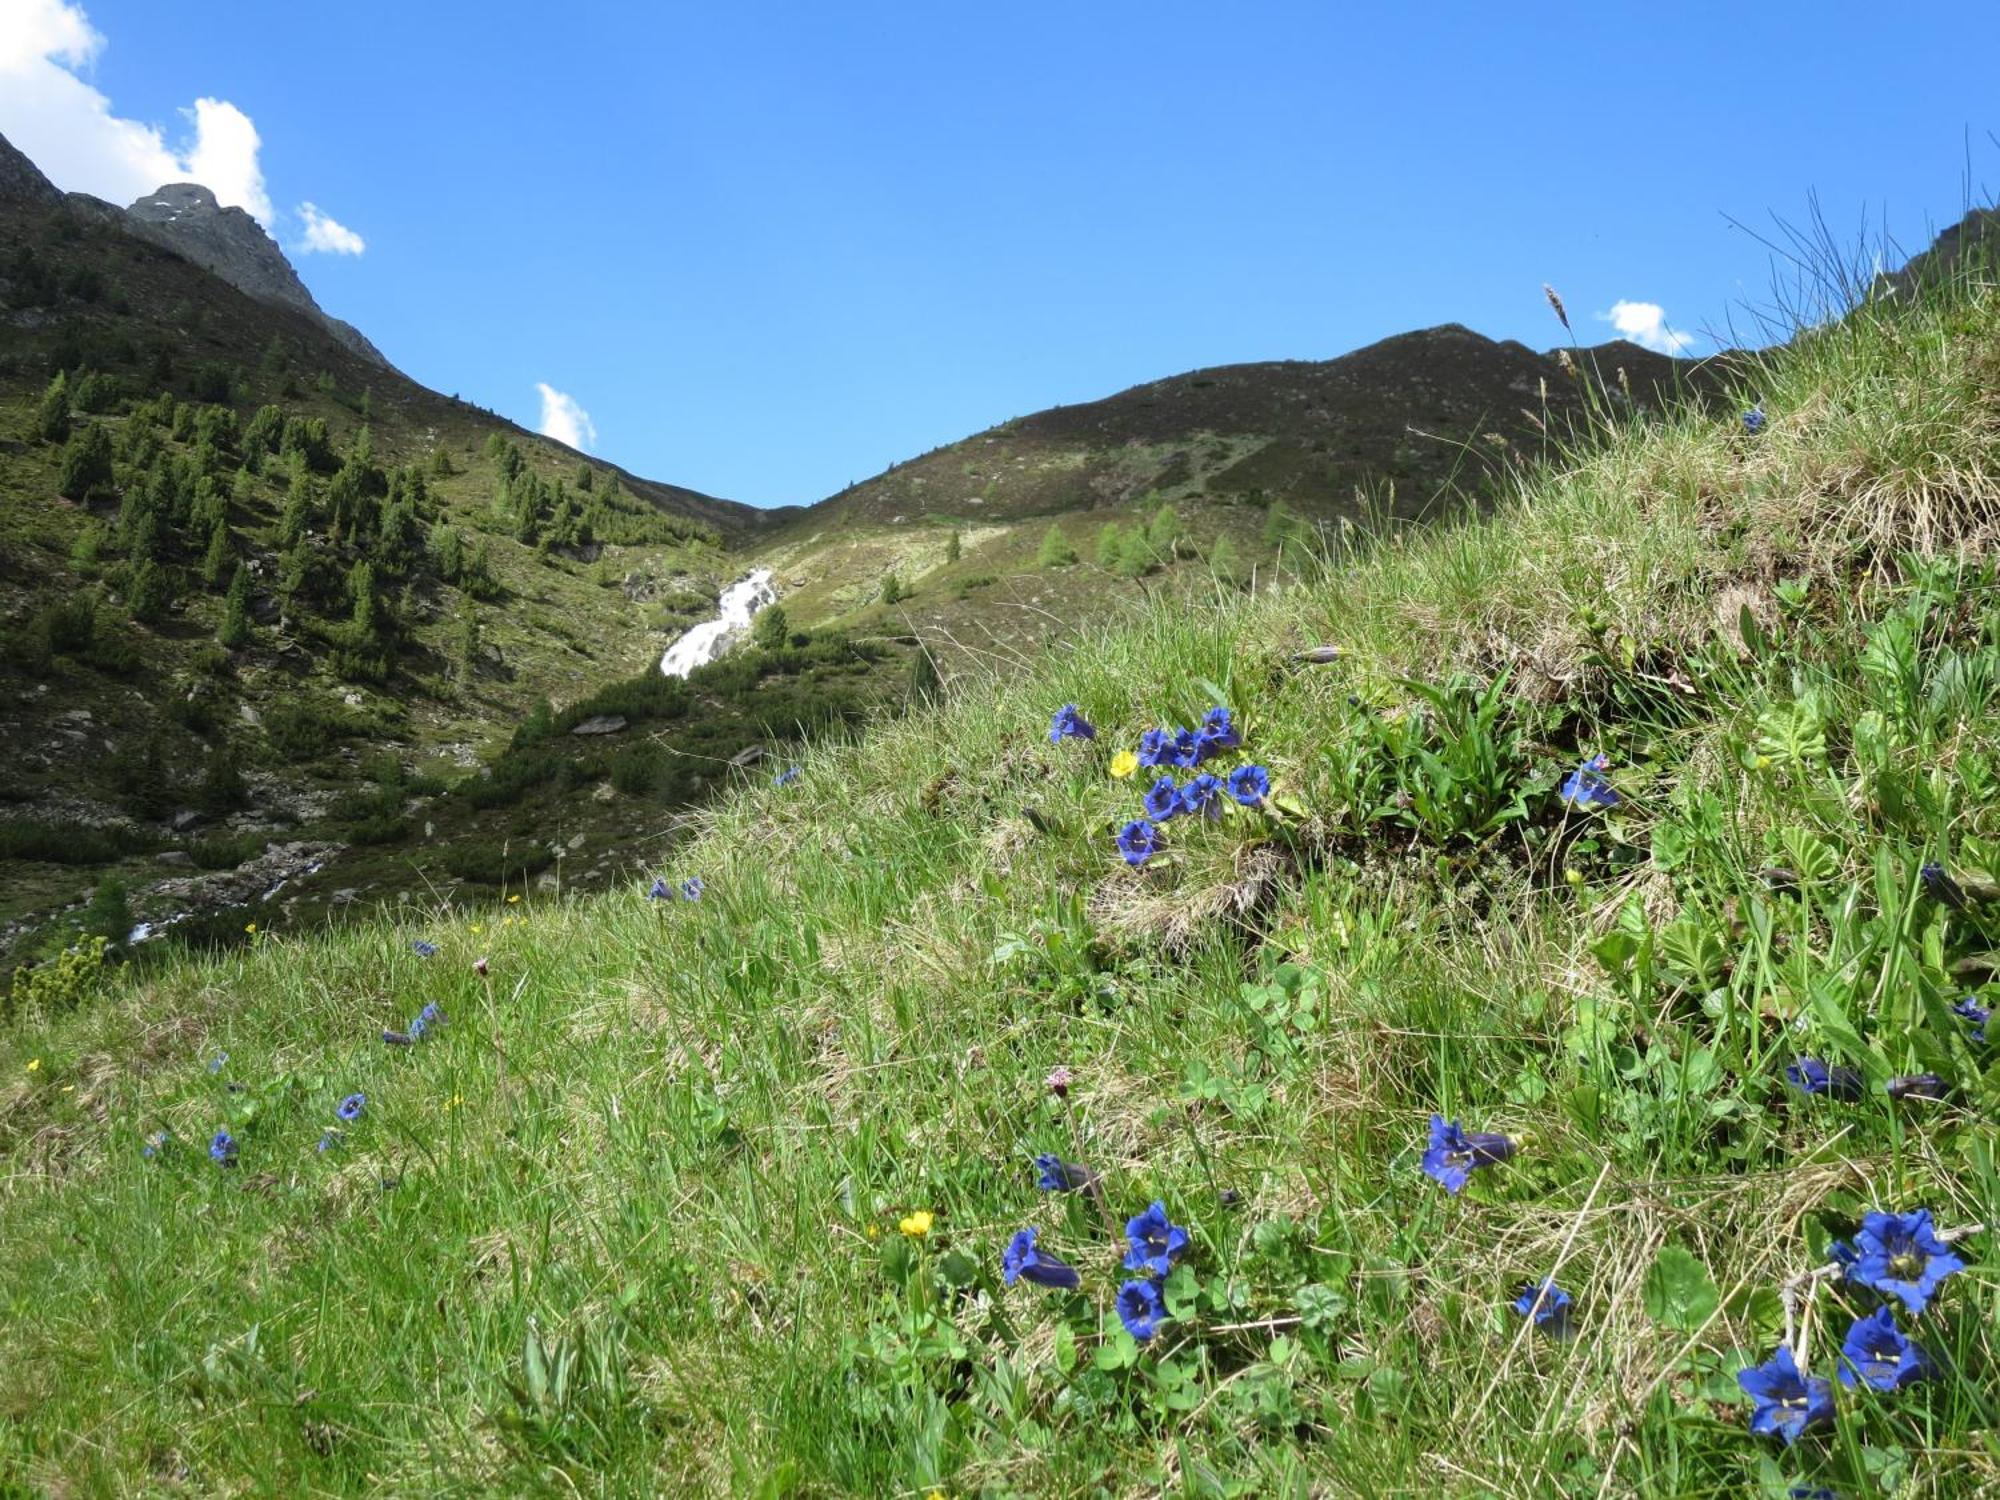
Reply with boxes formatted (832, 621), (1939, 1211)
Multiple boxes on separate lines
(1123, 1201), (1190, 1277)
(207, 1052), (228, 1074)
(418, 1002), (443, 1029)
(1117, 1278), (1167, 1342)
(1921, 862), (1969, 910)
(1838, 1305), (1930, 1391)
(1785, 1058), (1863, 1101)
(1788, 1488), (1836, 1500)
(382, 1029), (414, 1046)
(1954, 996), (1989, 1043)
(1177, 773), (1225, 819)
(209, 1128), (239, 1167)
(681, 877), (704, 902)
(1512, 1279), (1572, 1333)
(773, 766), (801, 787)
(647, 877), (673, 901)
(1743, 404), (1766, 436)
(1048, 705), (1096, 744)
(1171, 728), (1201, 769)
(316, 1130), (340, 1154)
(411, 940), (439, 958)
(1421, 1115), (1515, 1194)
(1034, 1154), (1096, 1192)
(336, 1093), (366, 1123)
(1559, 754), (1620, 810)
(142, 1130), (170, 1159)
(1116, 819), (1162, 867)
(1827, 1238), (1858, 1273)
(1737, 1345), (1833, 1445)
(1136, 728), (1177, 769)
(1199, 706), (1241, 754)
(1002, 1227), (1083, 1290)
(1142, 775), (1182, 822)
(1227, 764), (1270, 807)
(1884, 1073), (1951, 1102)
(1848, 1209), (1966, 1315)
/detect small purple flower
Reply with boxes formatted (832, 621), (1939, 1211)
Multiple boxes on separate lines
(207, 1052), (228, 1074)
(1002, 1227), (1082, 1290)
(1785, 1058), (1863, 1100)
(773, 765), (801, 787)
(1848, 1209), (1965, 1315)
(411, 940), (439, 958)
(1838, 1305), (1930, 1392)
(647, 877), (673, 901)
(1559, 754), (1620, 810)
(1034, 1154), (1096, 1192)
(382, 1029), (414, 1046)
(1954, 995), (1989, 1043)
(409, 1014), (430, 1041)
(1512, 1279), (1572, 1333)
(1048, 704), (1096, 744)
(1884, 1073), (1951, 1103)
(1177, 773), (1225, 820)
(1123, 1201), (1190, 1277)
(316, 1130), (340, 1154)
(1045, 1065), (1072, 1098)
(1116, 819), (1161, 867)
(1742, 404), (1766, 436)
(1136, 728), (1177, 769)
(418, 1002), (443, 1029)
(336, 1093), (366, 1123)
(209, 1128), (239, 1167)
(1142, 775), (1182, 822)
(1421, 1114), (1515, 1194)
(1738, 1345), (1833, 1445)
(1226, 764), (1271, 808)
(1199, 706), (1241, 755)
(681, 877), (704, 902)
(1117, 1278), (1166, 1342)
(142, 1130), (170, 1159)
(1921, 862), (1969, 911)
(1170, 728), (1201, 769)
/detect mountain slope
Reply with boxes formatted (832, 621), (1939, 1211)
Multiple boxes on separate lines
(2, 211), (1995, 1496)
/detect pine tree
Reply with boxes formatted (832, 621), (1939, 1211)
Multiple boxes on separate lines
(200, 516), (232, 589)
(429, 447), (455, 478)
(349, 560), (378, 638)
(1095, 523), (1123, 568)
(574, 463), (594, 492)
(198, 744), (247, 813)
(126, 558), (172, 623)
(1262, 500), (1296, 551)
(906, 645), (942, 708)
(1115, 527), (1156, 579)
(881, 572), (906, 605)
(69, 521), (103, 573)
(219, 563), (252, 648)
(82, 877), (131, 948)
(1147, 505), (1184, 558)
(944, 530), (961, 565)
(36, 371), (71, 443)
(428, 522), (464, 582)
(56, 422), (114, 499)
(1037, 524), (1078, 567)
(752, 604), (790, 651)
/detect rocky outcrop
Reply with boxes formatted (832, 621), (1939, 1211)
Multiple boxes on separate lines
(123, 183), (387, 366)
(0, 133), (63, 209)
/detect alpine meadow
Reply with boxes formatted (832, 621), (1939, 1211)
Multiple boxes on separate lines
(5, 4), (2000, 1497)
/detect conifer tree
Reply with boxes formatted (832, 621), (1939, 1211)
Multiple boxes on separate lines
(56, 422), (114, 499)
(1095, 523), (1123, 568)
(200, 516), (232, 589)
(1037, 524), (1078, 567)
(881, 572), (906, 605)
(752, 604), (790, 651)
(1208, 533), (1243, 587)
(453, 595), (482, 683)
(36, 370), (71, 443)
(219, 563), (252, 648)
(945, 530), (961, 564)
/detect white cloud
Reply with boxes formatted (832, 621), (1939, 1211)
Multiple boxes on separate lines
(536, 383), (597, 451)
(297, 201), (365, 255)
(1602, 299), (1694, 356)
(0, 0), (306, 231)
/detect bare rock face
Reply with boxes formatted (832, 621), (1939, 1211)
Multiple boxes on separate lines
(0, 134), (62, 209)
(123, 183), (387, 366)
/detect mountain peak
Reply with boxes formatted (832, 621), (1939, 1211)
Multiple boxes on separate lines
(122, 181), (389, 368)
(0, 132), (63, 209)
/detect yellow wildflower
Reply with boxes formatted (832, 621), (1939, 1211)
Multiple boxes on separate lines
(507, 894), (521, 904)
(469, 923), (483, 935)
(865, 1223), (881, 1240)
(898, 1210), (933, 1238)
(26, 1058), (40, 1072)
(244, 923), (257, 935)
(1109, 749), (1139, 779)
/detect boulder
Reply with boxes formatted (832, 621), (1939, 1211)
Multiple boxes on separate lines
(569, 715), (628, 736)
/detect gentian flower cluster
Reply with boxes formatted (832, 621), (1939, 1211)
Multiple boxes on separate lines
(384, 1002), (444, 1047)
(411, 940), (439, 958)
(1743, 404), (1767, 436)
(773, 765), (802, 788)
(1115, 1201), (1190, 1342)
(1035, 1154), (1097, 1193)
(1954, 995), (1989, 1043)
(209, 1128), (238, 1167)
(648, 876), (705, 902)
(1737, 1209), (1964, 1445)
(1784, 1057), (1863, 1101)
(1512, 1279), (1572, 1335)
(1105, 705), (1268, 865)
(1002, 1228), (1082, 1290)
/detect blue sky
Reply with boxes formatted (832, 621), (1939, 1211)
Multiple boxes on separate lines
(3, 1), (1995, 507)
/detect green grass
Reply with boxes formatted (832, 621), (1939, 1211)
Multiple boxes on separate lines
(6, 262), (2000, 1497)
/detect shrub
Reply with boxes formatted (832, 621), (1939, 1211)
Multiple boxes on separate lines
(441, 839), (554, 886)
(1037, 524), (1078, 567)
(2, 938), (108, 1022)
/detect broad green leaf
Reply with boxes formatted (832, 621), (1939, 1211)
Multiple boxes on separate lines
(1642, 1245), (1719, 1331)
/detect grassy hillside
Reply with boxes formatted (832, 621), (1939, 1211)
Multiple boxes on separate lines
(4, 255), (2000, 1498)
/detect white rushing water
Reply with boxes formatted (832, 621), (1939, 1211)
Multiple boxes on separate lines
(660, 569), (778, 678)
